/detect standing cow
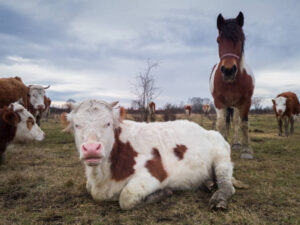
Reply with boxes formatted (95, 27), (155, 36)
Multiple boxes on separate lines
(272, 92), (300, 136)
(27, 85), (50, 125)
(64, 100), (235, 210)
(184, 105), (192, 116)
(0, 77), (29, 108)
(202, 104), (211, 115)
(0, 102), (45, 163)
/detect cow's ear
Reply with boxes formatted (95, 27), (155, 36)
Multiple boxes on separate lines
(119, 107), (126, 121)
(2, 111), (19, 127)
(272, 99), (275, 105)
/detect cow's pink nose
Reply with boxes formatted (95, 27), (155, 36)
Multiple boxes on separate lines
(82, 143), (101, 153)
(278, 109), (282, 113)
(37, 104), (45, 110)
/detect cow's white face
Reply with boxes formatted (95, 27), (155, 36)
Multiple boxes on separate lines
(29, 85), (48, 110)
(9, 102), (45, 142)
(66, 100), (120, 167)
(273, 96), (287, 116)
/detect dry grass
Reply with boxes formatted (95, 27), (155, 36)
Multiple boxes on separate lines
(0, 114), (299, 225)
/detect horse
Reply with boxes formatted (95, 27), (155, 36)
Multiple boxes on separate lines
(209, 12), (255, 159)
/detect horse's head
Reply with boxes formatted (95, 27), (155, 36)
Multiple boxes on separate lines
(217, 12), (245, 82)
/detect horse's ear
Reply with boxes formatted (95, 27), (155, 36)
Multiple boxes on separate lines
(236, 12), (244, 27)
(217, 14), (225, 30)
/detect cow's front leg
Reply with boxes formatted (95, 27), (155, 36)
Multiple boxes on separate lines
(209, 160), (235, 210)
(119, 173), (161, 210)
(290, 117), (294, 135)
(283, 117), (290, 137)
(216, 108), (228, 140)
(278, 118), (283, 136)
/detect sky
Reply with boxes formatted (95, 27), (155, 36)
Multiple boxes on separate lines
(0, 0), (299, 108)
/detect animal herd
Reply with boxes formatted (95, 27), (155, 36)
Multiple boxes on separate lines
(0, 12), (299, 212)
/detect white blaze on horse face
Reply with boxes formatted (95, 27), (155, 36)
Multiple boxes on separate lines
(10, 102), (45, 142)
(274, 96), (287, 115)
(67, 100), (118, 163)
(29, 85), (46, 109)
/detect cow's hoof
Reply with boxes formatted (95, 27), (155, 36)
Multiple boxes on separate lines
(278, 133), (282, 136)
(144, 188), (173, 204)
(209, 197), (228, 211)
(232, 143), (241, 150)
(201, 179), (217, 193)
(240, 153), (253, 159)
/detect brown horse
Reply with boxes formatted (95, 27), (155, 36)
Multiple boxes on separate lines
(209, 12), (255, 159)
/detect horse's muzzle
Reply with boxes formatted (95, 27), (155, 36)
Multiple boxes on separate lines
(221, 65), (237, 81)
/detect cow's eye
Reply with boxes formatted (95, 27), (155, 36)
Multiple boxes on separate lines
(75, 124), (81, 129)
(106, 122), (110, 127)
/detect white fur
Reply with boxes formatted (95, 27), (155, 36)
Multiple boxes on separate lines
(28, 85), (47, 109)
(209, 63), (219, 94)
(273, 96), (287, 116)
(67, 100), (234, 209)
(240, 54), (255, 87)
(10, 102), (45, 142)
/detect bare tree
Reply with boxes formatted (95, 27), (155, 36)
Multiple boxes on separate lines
(132, 60), (161, 121)
(252, 96), (264, 111)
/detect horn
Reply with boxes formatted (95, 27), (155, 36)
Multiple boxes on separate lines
(43, 85), (50, 89)
(110, 101), (119, 108)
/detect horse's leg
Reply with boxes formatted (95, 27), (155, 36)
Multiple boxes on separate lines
(284, 117), (290, 137)
(239, 103), (253, 159)
(278, 118), (283, 136)
(290, 116), (294, 135)
(232, 107), (241, 150)
(216, 108), (227, 140)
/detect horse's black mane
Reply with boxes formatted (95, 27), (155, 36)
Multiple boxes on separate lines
(220, 19), (245, 52)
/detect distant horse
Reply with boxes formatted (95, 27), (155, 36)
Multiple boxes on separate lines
(209, 12), (255, 159)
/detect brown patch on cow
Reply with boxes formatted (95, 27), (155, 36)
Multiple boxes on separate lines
(145, 148), (168, 182)
(110, 127), (138, 181)
(26, 117), (35, 130)
(173, 144), (188, 160)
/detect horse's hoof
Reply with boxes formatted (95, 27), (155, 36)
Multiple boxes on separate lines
(240, 153), (253, 159)
(232, 143), (241, 150)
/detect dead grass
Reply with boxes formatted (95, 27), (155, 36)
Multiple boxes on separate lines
(0, 115), (299, 225)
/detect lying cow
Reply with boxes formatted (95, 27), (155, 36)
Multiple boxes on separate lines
(272, 91), (300, 136)
(64, 100), (235, 210)
(0, 102), (45, 163)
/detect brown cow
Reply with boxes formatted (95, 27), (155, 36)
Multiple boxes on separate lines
(184, 105), (191, 116)
(149, 102), (156, 115)
(272, 92), (300, 136)
(202, 104), (211, 115)
(0, 77), (29, 109)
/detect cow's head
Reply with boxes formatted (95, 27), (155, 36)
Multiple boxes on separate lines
(28, 85), (50, 110)
(7, 102), (45, 141)
(272, 96), (287, 116)
(65, 100), (124, 167)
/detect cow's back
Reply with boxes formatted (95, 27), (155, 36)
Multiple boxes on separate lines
(0, 77), (28, 108)
(278, 92), (300, 116)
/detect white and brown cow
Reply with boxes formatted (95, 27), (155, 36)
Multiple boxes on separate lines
(272, 91), (300, 136)
(149, 101), (156, 115)
(64, 100), (234, 210)
(202, 104), (211, 115)
(0, 102), (45, 163)
(184, 105), (192, 116)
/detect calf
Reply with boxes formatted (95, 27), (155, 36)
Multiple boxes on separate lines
(272, 92), (300, 136)
(0, 102), (45, 163)
(65, 100), (234, 210)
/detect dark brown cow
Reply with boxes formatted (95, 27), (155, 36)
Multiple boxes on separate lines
(272, 92), (300, 136)
(0, 77), (29, 109)
(184, 105), (192, 116)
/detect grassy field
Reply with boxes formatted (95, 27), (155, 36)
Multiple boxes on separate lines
(0, 114), (299, 225)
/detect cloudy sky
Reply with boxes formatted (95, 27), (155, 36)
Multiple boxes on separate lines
(0, 0), (299, 108)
